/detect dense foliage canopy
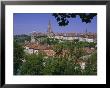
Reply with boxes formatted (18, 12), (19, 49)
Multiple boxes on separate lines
(52, 13), (97, 26)
(14, 37), (97, 75)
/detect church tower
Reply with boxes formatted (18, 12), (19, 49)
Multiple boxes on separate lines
(85, 28), (87, 34)
(85, 28), (88, 37)
(47, 20), (54, 38)
(31, 32), (36, 43)
(47, 20), (52, 34)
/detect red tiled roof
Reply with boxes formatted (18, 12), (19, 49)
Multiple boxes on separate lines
(43, 50), (56, 57)
(25, 43), (52, 50)
(83, 47), (95, 54)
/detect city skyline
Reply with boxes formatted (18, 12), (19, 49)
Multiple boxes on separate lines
(14, 13), (97, 35)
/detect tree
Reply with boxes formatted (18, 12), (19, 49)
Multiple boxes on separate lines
(46, 38), (59, 45)
(85, 51), (97, 75)
(64, 60), (81, 75)
(88, 42), (96, 48)
(42, 57), (71, 75)
(54, 44), (63, 52)
(20, 53), (44, 75)
(14, 41), (24, 75)
(14, 34), (31, 44)
(52, 13), (97, 26)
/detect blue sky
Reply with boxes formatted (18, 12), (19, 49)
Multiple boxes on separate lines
(14, 13), (97, 35)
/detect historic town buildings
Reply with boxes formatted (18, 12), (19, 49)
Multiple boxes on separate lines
(24, 20), (97, 56)
(42, 20), (96, 42)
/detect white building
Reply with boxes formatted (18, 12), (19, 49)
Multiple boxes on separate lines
(47, 21), (96, 42)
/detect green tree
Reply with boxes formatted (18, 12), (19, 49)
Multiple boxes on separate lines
(64, 61), (81, 75)
(42, 57), (67, 75)
(54, 44), (63, 53)
(45, 38), (59, 45)
(14, 34), (31, 44)
(52, 13), (97, 26)
(20, 54), (44, 75)
(14, 41), (24, 75)
(88, 42), (96, 48)
(83, 52), (97, 75)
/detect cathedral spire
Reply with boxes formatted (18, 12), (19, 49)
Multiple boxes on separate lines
(48, 20), (52, 34)
(31, 31), (35, 43)
(47, 20), (54, 38)
(85, 28), (87, 34)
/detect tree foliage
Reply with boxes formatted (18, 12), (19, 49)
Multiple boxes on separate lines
(18, 52), (97, 75)
(20, 53), (44, 75)
(83, 52), (97, 75)
(14, 36), (97, 75)
(52, 13), (97, 26)
(14, 41), (24, 75)
(14, 34), (31, 44)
